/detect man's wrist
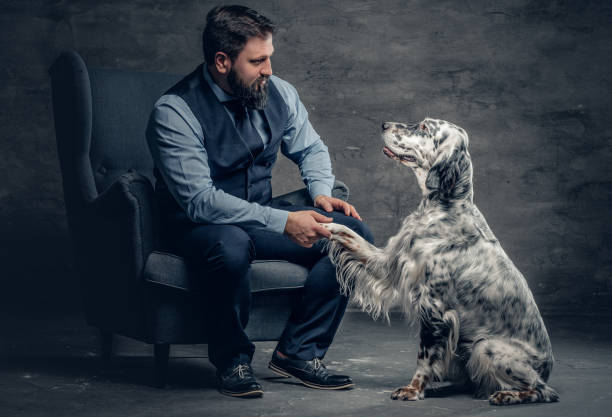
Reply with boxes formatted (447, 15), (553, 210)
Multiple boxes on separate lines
(268, 208), (290, 234)
(308, 182), (333, 203)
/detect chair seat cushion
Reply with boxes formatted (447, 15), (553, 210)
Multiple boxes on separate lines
(143, 251), (309, 293)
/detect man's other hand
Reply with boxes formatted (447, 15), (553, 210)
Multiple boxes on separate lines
(314, 195), (362, 221)
(284, 211), (333, 248)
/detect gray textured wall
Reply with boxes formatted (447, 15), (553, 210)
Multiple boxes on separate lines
(1, 0), (611, 314)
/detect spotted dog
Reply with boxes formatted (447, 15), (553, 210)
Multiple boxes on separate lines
(323, 118), (559, 406)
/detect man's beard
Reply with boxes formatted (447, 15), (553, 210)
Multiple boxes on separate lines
(227, 68), (269, 110)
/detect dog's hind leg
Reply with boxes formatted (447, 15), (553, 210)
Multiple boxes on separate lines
(466, 338), (559, 406)
(488, 384), (559, 406)
(391, 310), (459, 401)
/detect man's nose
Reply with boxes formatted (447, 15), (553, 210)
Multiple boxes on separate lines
(261, 59), (272, 76)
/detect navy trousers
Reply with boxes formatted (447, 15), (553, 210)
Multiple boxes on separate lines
(162, 204), (374, 371)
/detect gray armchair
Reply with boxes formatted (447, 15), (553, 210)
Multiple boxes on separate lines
(48, 51), (349, 387)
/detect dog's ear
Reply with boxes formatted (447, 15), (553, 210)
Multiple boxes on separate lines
(425, 166), (441, 190)
(426, 148), (469, 199)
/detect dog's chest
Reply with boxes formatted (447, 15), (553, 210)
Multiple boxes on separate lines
(387, 207), (486, 299)
(393, 209), (464, 257)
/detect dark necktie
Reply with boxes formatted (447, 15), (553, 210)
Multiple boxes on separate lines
(224, 100), (264, 160)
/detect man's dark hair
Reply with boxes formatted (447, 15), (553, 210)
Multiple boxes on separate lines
(203, 5), (276, 64)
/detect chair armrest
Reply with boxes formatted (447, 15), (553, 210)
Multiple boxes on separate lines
(272, 180), (350, 206)
(85, 170), (159, 280)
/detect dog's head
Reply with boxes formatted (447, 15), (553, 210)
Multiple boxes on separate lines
(381, 118), (473, 202)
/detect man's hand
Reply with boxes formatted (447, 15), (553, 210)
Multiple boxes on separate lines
(314, 195), (362, 221)
(284, 211), (333, 248)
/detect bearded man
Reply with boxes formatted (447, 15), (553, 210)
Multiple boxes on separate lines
(146, 5), (373, 398)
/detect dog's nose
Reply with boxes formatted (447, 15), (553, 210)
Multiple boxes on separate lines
(382, 122), (392, 131)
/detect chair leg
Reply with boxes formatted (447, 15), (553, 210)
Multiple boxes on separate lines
(154, 343), (170, 388)
(100, 330), (113, 360)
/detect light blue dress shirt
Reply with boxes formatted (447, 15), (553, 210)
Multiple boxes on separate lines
(146, 66), (335, 234)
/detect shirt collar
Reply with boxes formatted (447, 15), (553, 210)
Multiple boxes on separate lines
(202, 65), (235, 103)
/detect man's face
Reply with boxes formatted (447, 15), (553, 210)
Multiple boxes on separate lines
(228, 34), (274, 109)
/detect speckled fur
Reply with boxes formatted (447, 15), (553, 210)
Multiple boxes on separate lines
(323, 118), (559, 405)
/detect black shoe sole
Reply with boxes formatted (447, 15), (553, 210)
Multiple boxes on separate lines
(268, 361), (355, 390)
(219, 388), (264, 398)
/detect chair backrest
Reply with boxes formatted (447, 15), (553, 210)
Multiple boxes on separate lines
(88, 67), (181, 194)
(49, 51), (182, 206)
(50, 52), (185, 331)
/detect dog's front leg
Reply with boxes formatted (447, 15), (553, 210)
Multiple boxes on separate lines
(391, 341), (433, 401)
(321, 223), (379, 263)
(391, 313), (457, 401)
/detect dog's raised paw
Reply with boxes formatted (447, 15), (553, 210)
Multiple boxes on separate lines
(320, 222), (351, 235)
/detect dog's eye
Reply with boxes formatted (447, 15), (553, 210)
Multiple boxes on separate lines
(420, 123), (428, 132)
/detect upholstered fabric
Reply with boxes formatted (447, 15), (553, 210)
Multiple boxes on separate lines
(144, 253), (309, 294)
(88, 68), (181, 193)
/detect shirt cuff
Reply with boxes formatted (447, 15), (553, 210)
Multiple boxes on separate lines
(308, 182), (333, 202)
(267, 207), (290, 234)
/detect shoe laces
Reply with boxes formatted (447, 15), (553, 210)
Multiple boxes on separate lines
(312, 358), (325, 371)
(233, 364), (250, 379)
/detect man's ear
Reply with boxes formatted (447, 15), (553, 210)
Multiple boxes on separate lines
(214, 51), (231, 74)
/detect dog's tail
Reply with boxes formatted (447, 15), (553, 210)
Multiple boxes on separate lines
(537, 383), (560, 403)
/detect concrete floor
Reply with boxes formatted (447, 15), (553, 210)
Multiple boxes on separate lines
(1, 311), (610, 417)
